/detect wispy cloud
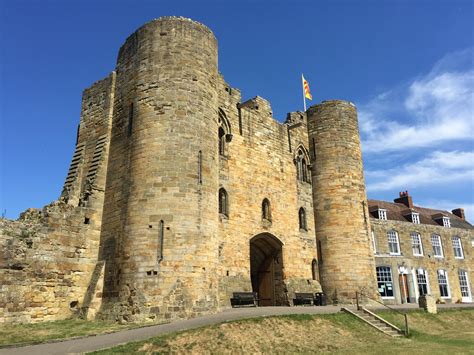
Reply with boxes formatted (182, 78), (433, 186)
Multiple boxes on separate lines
(359, 49), (474, 154)
(366, 150), (474, 192)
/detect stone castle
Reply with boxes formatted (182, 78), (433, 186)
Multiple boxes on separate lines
(1, 17), (472, 324)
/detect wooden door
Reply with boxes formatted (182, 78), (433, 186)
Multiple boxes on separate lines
(399, 274), (409, 303)
(258, 257), (275, 306)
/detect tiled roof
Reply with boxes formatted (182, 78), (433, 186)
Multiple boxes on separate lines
(368, 199), (473, 230)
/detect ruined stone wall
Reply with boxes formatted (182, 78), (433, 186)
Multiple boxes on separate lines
(307, 100), (378, 303)
(98, 17), (221, 322)
(215, 78), (321, 307)
(61, 73), (116, 208)
(0, 73), (115, 324)
(371, 218), (474, 304)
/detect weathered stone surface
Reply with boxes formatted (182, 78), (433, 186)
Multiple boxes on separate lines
(419, 295), (437, 313)
(307, 101), (378, 303)
(1, 16), (471, 325)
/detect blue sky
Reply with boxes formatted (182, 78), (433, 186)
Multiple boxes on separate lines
(1, 0), (473, 220)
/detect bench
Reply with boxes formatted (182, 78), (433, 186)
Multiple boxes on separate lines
(230, 292), (258, 307)
(293, 292), (314, 306)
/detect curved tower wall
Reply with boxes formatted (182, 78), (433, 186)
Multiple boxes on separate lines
(100, 17), (219, 321)
(307, 100), (378, 303)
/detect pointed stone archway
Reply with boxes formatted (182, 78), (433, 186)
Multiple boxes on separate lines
(249, 233), (285, 306)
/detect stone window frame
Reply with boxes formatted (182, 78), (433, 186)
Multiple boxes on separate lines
(437, 269), (451, 298)
(294, 145), (311, 183)
(387, 230), (401, 255)
(219, 188), (229, 218)
(298, 207), (307, 231)
(431, 234), (444, 258)
(311, 259), (318, 281)
(262, 198), (272, 222)
(410, 232), (423, 256)
(452, 236), (464, 259)
(416, 268), (430, 297)
(218, 108), (232, 158)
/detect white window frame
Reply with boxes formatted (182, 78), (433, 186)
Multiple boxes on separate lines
(411, 232), (423, 256)
(443, 216), (451, 228)
(431, 234), (444, 258)
(411, 212), (420, 224)
(416, 268), (430, 297)
(437, 269), (451, 298)
(458, 269), (472, 302)
(378, 209), (387, 220)
(371, 230), (377, 254)
(376, 266), (395, 299)
(452, 236), (464, 259)
(387, 230), (401, 255)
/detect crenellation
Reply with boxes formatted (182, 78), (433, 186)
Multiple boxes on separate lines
(1, 17), (472, 325)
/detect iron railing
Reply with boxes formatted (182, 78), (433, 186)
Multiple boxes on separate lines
(356, 291), (409, 336)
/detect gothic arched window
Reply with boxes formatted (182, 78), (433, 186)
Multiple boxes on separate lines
(299, 207), (307, 231)
(262, 198), (271, 222)
(218, 108), (232, 157)
(219, 188), (228, 217)
(218, 127), (226, 156)
(295, 147), (310, 183)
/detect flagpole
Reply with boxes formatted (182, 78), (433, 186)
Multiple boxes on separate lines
(302, 74), (306, 112)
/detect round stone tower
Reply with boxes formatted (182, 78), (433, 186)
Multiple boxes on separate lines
(307, 100), (378, 303)
(99, 17), (220, 321)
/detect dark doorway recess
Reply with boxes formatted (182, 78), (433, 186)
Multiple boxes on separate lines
(249, 233), (285, 306)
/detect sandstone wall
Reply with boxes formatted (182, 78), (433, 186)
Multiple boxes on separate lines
(98, 17), (221, 322)
(0, 73), (115, 324)
(215, 80), (321, 306)
(371, 218), (474, 304)
(307, 100), (378, 303)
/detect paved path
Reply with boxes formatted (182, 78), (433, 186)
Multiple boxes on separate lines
(1, 304), (473, 354)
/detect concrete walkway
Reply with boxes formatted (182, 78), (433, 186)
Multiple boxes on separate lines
(1, 303), (473, 355)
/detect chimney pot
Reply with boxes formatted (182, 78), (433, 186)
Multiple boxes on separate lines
(394, 191), (413, 208)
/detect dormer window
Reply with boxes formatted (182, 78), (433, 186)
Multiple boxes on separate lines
(443, 217), (451, 228)
(412, 212), (420, 224)
(378, 209), (387, 220)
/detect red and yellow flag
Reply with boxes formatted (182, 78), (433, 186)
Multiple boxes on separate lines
(302, 75), (312, 100)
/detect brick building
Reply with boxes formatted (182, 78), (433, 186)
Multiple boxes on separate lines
(0, 17), (472, 324)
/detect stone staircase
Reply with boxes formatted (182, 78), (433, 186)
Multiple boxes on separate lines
(342, 307), (405, 337)
(63, 142), (86, 190)
(86, 135), (108, 183)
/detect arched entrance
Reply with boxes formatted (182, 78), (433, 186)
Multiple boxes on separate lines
(250, 233), (284, 306)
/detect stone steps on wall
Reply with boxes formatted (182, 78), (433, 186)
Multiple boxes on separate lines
(342, 307), (405, 337)
(86, 135), (108, 182)
(64, 143), (86, 187)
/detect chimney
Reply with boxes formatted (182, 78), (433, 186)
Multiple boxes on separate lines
(452, 208), (465, 220)
(394, 190), (413, 209)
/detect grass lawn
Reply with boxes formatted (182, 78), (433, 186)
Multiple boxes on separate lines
(0, 318), (144, 347)
(89, 309), (474, 354)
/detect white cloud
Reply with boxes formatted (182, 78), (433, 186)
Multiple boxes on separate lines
(366, 150), (474, 192)
(358, 49), (474, 154)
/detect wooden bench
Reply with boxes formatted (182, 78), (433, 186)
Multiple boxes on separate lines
(230, 292), (258, 307)
(293, 292), (314, 306)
